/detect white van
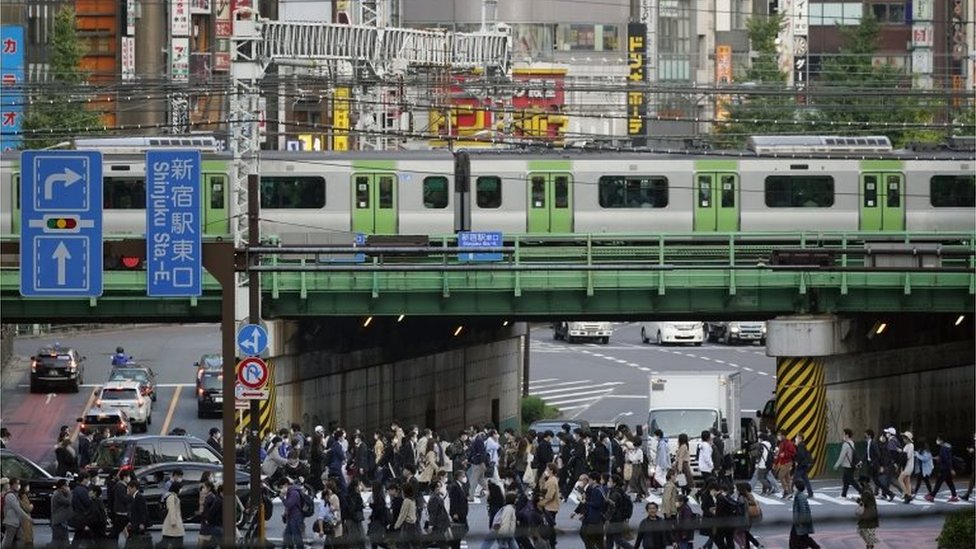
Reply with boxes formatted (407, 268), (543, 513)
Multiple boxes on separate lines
(640, 321), (704, 346)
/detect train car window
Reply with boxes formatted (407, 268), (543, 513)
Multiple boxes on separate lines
(598, 176), (669, 208)
(698, 176), (711, 207)
(476, 176), (502, 208)
(764, 175), (835, 207)
(423, 176), (449, 209)
(379, 176), (395, 209)
(720, 175), (735, 207)
(13, 175), (20, 207)
(209, 176), (225, 209)
(886, 175), (901, 207)
(104, 177), (147, 209)
(260, 176), (325, 208)
(554, 176), (570, 208)
(864, 176), (877, 207)
(930, 175), (976, 207)
(531, 176), (546, 207)
(356, 176), (370, 209)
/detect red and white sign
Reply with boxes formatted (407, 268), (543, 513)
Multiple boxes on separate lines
(121, 37), (135, 80)
(171, 37), (189, 81)
(235, 383), (269, 400)
(236, 356), (269, 388)
(912, 25), (933, 47)
(171, 0), (190, 36)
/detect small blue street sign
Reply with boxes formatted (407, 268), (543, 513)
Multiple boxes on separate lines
(237, 323), (269, 357)
(20, 151), (103, 297)
(458, 231), (504, 262)
(147, 150), (202, 297)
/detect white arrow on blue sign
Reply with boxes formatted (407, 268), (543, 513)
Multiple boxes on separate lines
(20, 151), (103, 297)
(237, 323), (269, 357)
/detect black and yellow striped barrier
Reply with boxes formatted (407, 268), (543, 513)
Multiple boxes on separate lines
(776, 356), (827, 477)
(235, 359), (278, 439)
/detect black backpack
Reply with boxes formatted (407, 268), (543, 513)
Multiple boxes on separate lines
(300, 488), (315, 518)
(619, 492), (634, 520)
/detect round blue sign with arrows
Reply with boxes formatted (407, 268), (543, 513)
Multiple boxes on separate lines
(237, 323), (268, 357)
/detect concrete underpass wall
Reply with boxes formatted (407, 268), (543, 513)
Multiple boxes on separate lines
(270, 322), (524, 435)
(823, 340), (975, 448)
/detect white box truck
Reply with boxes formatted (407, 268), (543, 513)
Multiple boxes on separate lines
(646, 372), (743, 478)
(553, 321), (613, 344)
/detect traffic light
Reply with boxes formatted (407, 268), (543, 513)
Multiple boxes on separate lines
(45, 217), (78, 230)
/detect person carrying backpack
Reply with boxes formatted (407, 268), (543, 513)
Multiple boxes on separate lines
(793, 434), (814, 499)
(751, 435), (775, 496)
(604, 474), (634, 549)
(279, 477), (306, 549)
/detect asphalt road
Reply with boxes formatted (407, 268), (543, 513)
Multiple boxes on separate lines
(527, 322), (776, 426)
(2, 324), (970, 548)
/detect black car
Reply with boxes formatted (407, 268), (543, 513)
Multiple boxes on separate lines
(108, 365), (158, 402)
(194, 354), (223, 389)
(197, 372), (224, 418)
(86, 435), (222, 484)
(132, 462), (255, 524)
(30, 346), (86, 393)
(0, 449), (63, 518)
(78, 406), (132, 437)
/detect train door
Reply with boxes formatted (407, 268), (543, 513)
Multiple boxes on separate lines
(526, 172), (573, 233)
(693, 172), (739, 231)
(351, 172), (398, 234)
(860, 172), (904, 231)
(11, 174), (21, 233)
(202, 173), (229, 235)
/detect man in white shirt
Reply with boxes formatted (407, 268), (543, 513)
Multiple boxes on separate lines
(698, 430), (715, 481)
(485, 430), (502, 480)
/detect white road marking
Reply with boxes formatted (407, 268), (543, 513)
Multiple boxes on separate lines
(714, 359), (726, 364)
(700, 356), (712, 361)
(531, 378), (560, 384)
(547, 393), (614, 406)
(752, 495), (786, 506)
(602, 394), (648, 399)
(531, 382), (624, 396)
(614, 359), (628, 364)
(530, 379), (593, 389)
(812, 494), (856, 506)
(743, 367), (755, 372)
(639, 367), (652, 371)
(626, 363), (641, 367)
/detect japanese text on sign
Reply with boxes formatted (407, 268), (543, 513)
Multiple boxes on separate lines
(146, 150), (201, 297)
(626, 23), (647, 144)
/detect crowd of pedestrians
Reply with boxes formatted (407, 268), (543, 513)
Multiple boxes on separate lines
(0, 422), (974, 549)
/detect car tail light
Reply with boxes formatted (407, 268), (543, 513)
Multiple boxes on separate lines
(119, 422), (126, 431)
(79, 423), (86, 432)
(31, 360), (37, 373)
(119, 464), (133, 475)
(68, 360), (78, 371)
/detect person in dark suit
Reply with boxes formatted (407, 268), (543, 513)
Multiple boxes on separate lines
(125, 480), (151, 549)
(532, 432), (554, 485)
(446, 471), (468, 549)
(77, 431), (93, 469)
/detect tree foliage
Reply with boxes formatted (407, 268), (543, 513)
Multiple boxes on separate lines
(810, 15), (939, 146)
(713, 14), (796, 148)
(21, 6), (103, 149)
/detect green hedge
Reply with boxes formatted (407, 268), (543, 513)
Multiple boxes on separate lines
(521, 396), (560, 430)
(937, 509), (975, 549)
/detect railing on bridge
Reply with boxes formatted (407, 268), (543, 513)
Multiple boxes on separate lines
(1, 232), (973, 319)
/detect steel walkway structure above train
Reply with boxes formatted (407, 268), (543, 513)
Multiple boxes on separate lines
(0, 232), (973, 323)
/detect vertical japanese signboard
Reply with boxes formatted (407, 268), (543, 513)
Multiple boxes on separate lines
(171, 37), (190, 82)
(171, 0), (190, 36)
(214, 0), (231, 71)
(715, 45), (733, 120)
(1, 25), (25, 151)
(121, 37), (135, 80)
(627, 23), (647, 146)
(332, 87), (350, 151)
(146, 150), (202, 297)
(792, 0), (808, 90)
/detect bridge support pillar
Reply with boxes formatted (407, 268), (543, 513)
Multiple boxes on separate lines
(767, 314), (975, 479)
(766, 315), (852, 478)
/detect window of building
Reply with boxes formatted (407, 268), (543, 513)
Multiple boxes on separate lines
(476, 176), (502, 208)
(764, 176), (835, 207)
(512, 24), (555, 59)
(555, 24), (620, 52)
(260, 176), (326, 208)
(598, 176), (669, 208)
(869, 2), (906, 23)
(423, 176), (449, 209)
(930, 175), (976, 207)
(104, 177), (146, 209)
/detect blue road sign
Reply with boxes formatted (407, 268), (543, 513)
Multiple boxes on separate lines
(458, 231), (504, 262)
(237, 323), (269, 357)
(147, 150), (202, 297)
(20, 151), (103, 297)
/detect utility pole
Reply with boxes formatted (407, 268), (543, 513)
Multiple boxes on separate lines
(247, 173), (265, 542)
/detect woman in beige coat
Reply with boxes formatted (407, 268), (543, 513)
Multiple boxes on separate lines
(674, 433), (695, 496)
(660, 469), (678, 519)
(161, 483), (185, 549)
(418, 439), (438, 488)
(17, 485), (34, 548)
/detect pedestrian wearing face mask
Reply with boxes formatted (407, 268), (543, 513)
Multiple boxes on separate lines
(446, 471), (469, 549)
(344, 478), (367, 547)
(425, 481), (451, 549)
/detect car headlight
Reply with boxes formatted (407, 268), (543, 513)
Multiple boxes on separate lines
(730, 325), (740, 332)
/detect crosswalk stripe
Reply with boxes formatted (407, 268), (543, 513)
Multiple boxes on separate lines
(531, 382), (623, 396)
(752, 494), (786, 506)
(530, 379), (592, 389)
(544, 392), (613, 406)
(535, 387), (617, 399)
(813, 494), (856, 506)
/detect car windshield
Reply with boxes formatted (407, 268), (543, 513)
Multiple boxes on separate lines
(110, 370), (148, 383)
(94, 441), (126, 467)
(85, 412), (123, 425)
(648, 410), (719, 436)
(201, 375), (222, 391)
(101, 388), (139, 401)
(201, 356), (221, 369)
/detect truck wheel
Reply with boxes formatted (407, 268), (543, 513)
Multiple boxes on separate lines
(722, 331), (731, 345)
(641, 328), (649, 344)
(567, 335), (575, 344)
(601, 337), (609, 345)
(656, 331), (664, 346)
(694, 341), (702, 347)
(553, 330), (561, 341)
